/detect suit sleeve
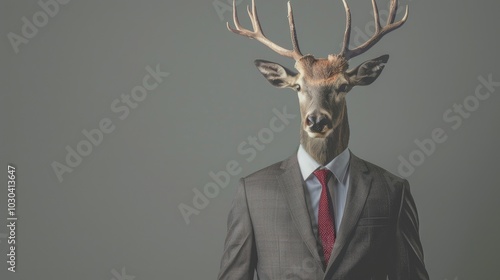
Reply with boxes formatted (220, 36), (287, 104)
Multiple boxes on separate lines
(388, 180), (430, 280)
(217, 178), (257, 280)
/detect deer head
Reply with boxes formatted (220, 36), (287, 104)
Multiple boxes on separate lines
(227, 0), (408, 164)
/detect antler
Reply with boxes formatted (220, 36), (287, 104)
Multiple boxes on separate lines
(227, 0), (304, 61)
(339, 0), (409, 60)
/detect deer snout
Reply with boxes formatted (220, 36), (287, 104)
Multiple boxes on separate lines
(305, 112), (332, 134)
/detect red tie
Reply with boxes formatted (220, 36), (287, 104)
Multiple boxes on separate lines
(313, 169), (336, 267)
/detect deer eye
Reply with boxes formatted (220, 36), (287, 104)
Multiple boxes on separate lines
(293, 84), (301, 91)
(337, 83), (349, 93)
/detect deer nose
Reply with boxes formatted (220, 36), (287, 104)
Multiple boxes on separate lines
(306, 113), (330, 133)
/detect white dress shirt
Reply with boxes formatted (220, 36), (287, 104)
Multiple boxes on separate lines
(297, 145), (351, 235)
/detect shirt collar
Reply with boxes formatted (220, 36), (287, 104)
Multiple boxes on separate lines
(297, 144), (351, 183)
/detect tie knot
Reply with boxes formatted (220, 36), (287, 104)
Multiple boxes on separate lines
(313, 169), (332, 187)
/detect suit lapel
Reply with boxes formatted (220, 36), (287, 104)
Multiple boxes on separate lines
(278, 153), (323, 266)
(324, 152), (373, 274)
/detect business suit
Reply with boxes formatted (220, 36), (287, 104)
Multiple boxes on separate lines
(218, 151), (429, 280)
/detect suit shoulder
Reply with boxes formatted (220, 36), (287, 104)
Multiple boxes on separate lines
(235, 158), (287, 200)
(354, 155), (408, 191)
(243, 159), (284, 183)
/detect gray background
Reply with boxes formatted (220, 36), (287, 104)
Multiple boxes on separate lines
(1, 0), (499, 279)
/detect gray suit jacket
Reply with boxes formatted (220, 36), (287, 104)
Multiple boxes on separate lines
(218, 151), (429, 280)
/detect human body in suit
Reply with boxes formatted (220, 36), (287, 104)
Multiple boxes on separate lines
(217, 149), (429, 279)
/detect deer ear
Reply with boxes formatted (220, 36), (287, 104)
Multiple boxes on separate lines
(346, 55), (389, 86)
(254, 60), (298, 88)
